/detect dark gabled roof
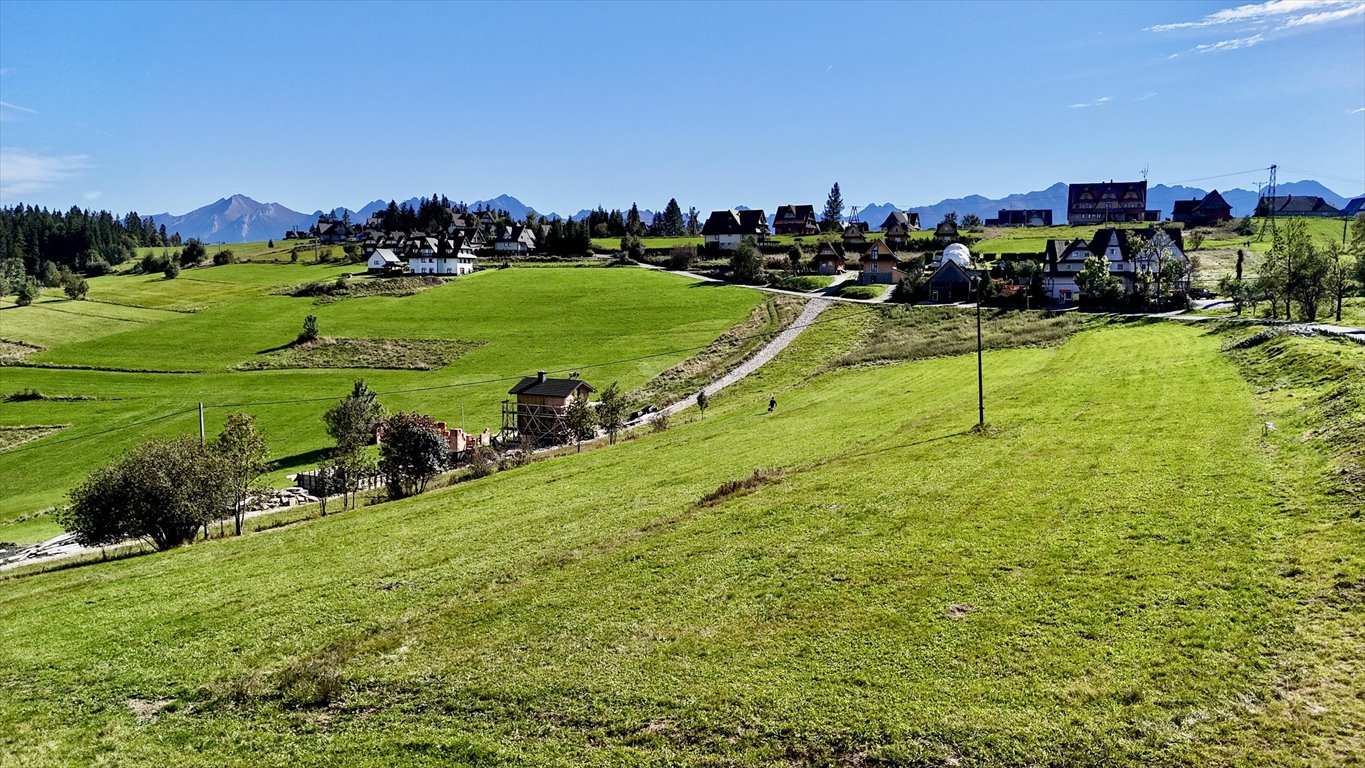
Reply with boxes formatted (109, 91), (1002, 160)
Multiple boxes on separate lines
(934, 220), (959, 237)
(1200, 189), (1231, 211)
(1068, 180), (1147, 207)
(1172, 199), (1201, 215)
(927, 259), (976, 285)
(814, 242), (845, 259)
(1342, 197), (1365, 217)
(860, 240), (895, 261)
(701, 209), (741, 235)
(775, 204), (815, 221)
(508, 376), (595, 398)
(1261, 195), (1340, 215)
(738, 209), (768, 232)
(703, 209), (767, 235)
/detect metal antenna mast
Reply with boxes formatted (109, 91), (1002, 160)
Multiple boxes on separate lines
(1256, 164), (1277, 242)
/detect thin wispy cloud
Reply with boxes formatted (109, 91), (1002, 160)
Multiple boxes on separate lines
(1196, 33), (1267, 52)
(1070, 96), (1113, 109)
(1136, 91), (1159, 101)
(0, 149), (91, 200)
(1350, 106), (1365, 113)
(1283, 3), (1365, 26)
(1147, 0), (1362, 54)
(82, 191), (103, 201)
(1146, 0), (1358, 31)
(0, 100), (37, 114)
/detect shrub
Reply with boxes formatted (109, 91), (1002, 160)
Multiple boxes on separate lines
(140, 253), (167, 274)
(62, 273), (89, 300)
(14, 277), (40, 305)
(164, 261), (180, 279)
(467, 444), (496, 479)
(181, 240), (207, 265)
(668, 244), (697, 271)
(651, 411), (671, 433)
(212, 249), (236, 265)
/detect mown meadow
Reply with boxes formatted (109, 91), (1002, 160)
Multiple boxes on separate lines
(0, 305), (1359, 766)
(0, 263), (764, 542)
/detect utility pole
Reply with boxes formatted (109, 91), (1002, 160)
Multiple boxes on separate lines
(199, 402), (205, 447)
(975, 277), (984, 429)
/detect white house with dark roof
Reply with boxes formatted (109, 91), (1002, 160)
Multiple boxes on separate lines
(701, 209), (768, 250)
(366, 248), (404, 274)
(406, 235), (478, 275)
(1041, 226), (1187, 302)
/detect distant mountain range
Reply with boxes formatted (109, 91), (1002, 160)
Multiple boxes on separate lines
(150, 181), (1356, 244)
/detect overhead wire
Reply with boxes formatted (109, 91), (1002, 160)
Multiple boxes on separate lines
(4, 298), (891, 451)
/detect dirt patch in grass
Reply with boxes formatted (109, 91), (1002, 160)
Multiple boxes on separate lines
(0, 338), (44, 361)
(276, 275), (449, 304)
(125, 698), (175, 723)
(238, 337), (484, 371)
(0, 425), (67, 451)
(631, 296), (803, 407)
(698, 468), (783, 507)
(839, 305), (1087, 366)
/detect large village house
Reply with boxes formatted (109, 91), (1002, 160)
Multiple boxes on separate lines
(1171, 190), (1233, 227)
(406, 234), (479, 275)
(772, 204), (819, 235)
(858, 240), (904, 285)
(1067, 180), (1160, 225)
(494, 224), (538, 256)
(1041, 226), (1188, 302)
(1254, 195), (1342, 218)
(701, 209), (769, 251)
(985, 208), (1053, 227)
(879, 211), (921, 248)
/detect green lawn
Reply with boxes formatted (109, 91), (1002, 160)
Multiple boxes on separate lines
(0, 312), (1358, 765)
(0, 266), (763, 542)
(834, 282), (888, 299)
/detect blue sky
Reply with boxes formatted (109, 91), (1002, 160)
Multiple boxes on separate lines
(1, 0), (1362, 217)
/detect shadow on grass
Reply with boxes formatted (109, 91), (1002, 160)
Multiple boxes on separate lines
(271, 447), (332, 474)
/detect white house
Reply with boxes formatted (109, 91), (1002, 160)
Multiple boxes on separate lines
(1042, 227), (1187, 302)
(406, 235), (478, 275)
(366, 248), (404, 274)
(700, 209), (768, 251)
(494, 224), (537, 256)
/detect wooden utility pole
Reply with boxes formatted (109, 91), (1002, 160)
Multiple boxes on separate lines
(199, 402), (205, 446)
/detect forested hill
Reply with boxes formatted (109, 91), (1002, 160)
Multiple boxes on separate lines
(0, 204), (183, 281)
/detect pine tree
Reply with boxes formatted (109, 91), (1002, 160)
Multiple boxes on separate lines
(821, 183), (844, 232)
(626, 203), (644, 236)
(662, 198), (685, 237)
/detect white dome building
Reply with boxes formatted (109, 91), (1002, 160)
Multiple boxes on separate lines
(941, 243), (972, 267)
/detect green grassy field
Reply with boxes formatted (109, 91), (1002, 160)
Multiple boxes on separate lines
(974, 217), (1353, 259)
(0, 309), (1359, 765)
(0, 264), (764, 543)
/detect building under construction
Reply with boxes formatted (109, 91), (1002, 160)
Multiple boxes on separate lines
(501, 372), (595, 446)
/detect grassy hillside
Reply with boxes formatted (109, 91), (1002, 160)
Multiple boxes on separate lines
(0, 264), (764, 542)
(1, 313), (1358, 766)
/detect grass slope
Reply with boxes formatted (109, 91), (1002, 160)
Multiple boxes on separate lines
(0, 266), (762, 541)
(2, 316), (1357, 765)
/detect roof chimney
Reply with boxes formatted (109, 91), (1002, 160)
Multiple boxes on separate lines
(537, 370), (547, 383)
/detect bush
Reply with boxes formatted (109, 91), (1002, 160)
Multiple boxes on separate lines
(181, 240), (207, 265)
(668, 244), (697, 271)
(61, 273), (89, 300)
(651, 411), (671, 433)
(212, 249), (236, 265)
(164, 261), (180, 279)
(467, 444), (496, 479)
(379, 411), (449, 498)
(140, 253), (167, 274)
(14, 277), (40, 306)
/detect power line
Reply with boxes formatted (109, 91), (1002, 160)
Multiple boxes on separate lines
(4, 299), (889, 451)
(3, 407), (199, 454)
(1275, 166), (1365, 188)
(1169, 168), (1269, 185)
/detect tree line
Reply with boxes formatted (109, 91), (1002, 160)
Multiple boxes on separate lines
(0, 204), (182, 280)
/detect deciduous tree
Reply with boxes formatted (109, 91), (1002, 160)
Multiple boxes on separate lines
(597, 383), (626, 445)
(60, 436), (233, 551)
(564, 393), (597, 451)
(378, 412), (448, 498)
(214, 412), (271, 535)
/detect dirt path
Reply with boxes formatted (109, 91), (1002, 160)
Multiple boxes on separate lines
(642, 297), (832, 422)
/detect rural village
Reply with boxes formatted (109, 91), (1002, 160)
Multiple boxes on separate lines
(2, 1), (1363, 765)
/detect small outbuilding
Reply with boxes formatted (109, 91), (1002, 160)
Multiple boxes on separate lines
(926, 259), (978, 303)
